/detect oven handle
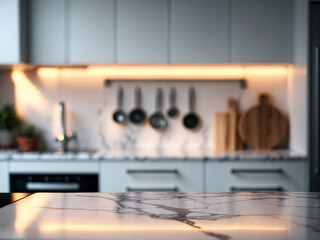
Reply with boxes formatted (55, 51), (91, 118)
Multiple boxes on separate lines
(26, 182), (80, 191)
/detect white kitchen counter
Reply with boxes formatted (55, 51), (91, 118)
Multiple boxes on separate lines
(0, 192), (319, 240)
(95, 148), (307, 162)
(0, 149), (307, 162)
(0, 150), (16, 161)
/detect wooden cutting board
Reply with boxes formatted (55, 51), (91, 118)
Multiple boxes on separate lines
(238, 93), (287, 150)
(227, 99), (243, 151)
(214, 112), (228, 151)
(214, 98), (243, 151)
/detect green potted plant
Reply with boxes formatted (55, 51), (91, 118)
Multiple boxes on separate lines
(16, 124), (40, 152)
(0, 104), (21, 148)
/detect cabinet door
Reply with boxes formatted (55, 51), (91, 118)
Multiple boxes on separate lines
(0, 161), (9, 192)
(231, 0), (292, 63)
(100, 162), (204, 192)
(0, 0), (20, 63)
(29, 0), (66, 64)
(117, 0), (168, 63)
(206, 162), (308, 192)
(171, 0), (229, 63)
(70, 0), (114, 63)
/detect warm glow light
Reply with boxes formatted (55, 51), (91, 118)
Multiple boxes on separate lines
(11, 70), (48, 117)
(36, 67), (60, 89)
(11, 70), (25, 84)
(86, 65), (245, 79)
(10, 193), (30, 202)
(36, 67), (60, 78)
(34, 64), (289, 82)
(39, 223), (286, 232)
(57, 134), (64, 141)
(60, 68), (87, 78)
(244, 66), (288, 76)
(15, 194), (52, 234)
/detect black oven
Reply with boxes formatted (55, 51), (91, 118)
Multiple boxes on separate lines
(10, 174), (98, 192)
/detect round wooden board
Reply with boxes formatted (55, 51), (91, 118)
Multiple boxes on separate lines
(238, 94), (287, 150)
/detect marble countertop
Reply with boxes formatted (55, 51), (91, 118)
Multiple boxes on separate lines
(95, 148), (307, 162)
(0, 149), (307, 162)
(0, 192), (319, 240)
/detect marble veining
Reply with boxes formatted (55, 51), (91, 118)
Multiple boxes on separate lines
(0, 192), (319, 240)
(95, 148), (307, 162)
(0, 149), (307, 162)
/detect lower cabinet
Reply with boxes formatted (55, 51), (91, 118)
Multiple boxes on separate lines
(0, 161), (9, 192)
(206, 162), (308, 192)
(100, 161), (308, 193)
(100, 162), (204, 192)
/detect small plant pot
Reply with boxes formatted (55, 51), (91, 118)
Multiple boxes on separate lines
(0, 130), (14, 148)
(16, 136), (40, 152)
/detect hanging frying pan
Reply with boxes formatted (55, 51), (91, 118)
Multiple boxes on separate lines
(129, 86), (146, 125)
(112, 85), (127, 125)
(183, 87), (200, 130)
(149, 88), (167, 130)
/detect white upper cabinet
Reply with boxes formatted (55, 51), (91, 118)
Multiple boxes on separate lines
(19, 0), (294, 64)
(0, 0), (25, 64)
(231, 0), (292, 63)
(171, 0), (229, 63)
(117, 0), (168, 63)
(69, 0), (114, 64)
(29, 0), (66, 64)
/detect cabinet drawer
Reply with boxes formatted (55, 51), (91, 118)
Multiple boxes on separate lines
(206, 162), (308, 192)
(0, 161), (9, 192)
(100, 162), (204, 192)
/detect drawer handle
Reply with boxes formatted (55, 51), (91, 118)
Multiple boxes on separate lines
(126, 187), (178, 192)
(127, 169), (178, 174)
(230, 186), (283, 192)
(231, 169), (283, 174)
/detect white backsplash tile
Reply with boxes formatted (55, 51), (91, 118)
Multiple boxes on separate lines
(0, 70), (288, 151)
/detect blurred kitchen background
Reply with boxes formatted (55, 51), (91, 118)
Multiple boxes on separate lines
(1, 0), (318, 193)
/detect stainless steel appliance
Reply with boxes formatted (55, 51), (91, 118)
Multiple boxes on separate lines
(10, 174), (98, 192)
(309, 1), (320, 191)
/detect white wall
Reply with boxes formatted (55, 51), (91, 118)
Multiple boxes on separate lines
(0, 67), (289, 151)
(288, 0), (308, 155)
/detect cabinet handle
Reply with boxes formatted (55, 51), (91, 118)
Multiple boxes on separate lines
(126, 187), (178, 192)
(230, 186), (283, 192)
(314, 46), (320, 175)
(127, 169), (178, 174)
(231, 169), (283, 174)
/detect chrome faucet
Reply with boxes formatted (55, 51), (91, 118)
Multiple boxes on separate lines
(56, 102), (75, 152)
